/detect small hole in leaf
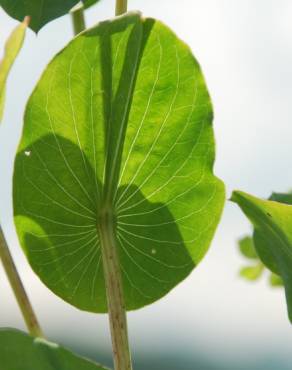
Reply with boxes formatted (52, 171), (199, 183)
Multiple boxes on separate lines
(24, 151), (31, 157)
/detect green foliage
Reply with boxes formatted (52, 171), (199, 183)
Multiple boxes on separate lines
(270, 272), (283, 287)
(232, 191), (292, 321)
(0, 18), (28, 122)
(238, 236), (257, 259)
(13, 12), (225, 313)
(0, 0), (80, 32)
(238, 236), (265, 282)
(236, 193), (290, 287)
(83, 0), (102, 10)
(0, 328), (108, 370)
(239, 263), (264, 281)
(270, 191), (292, 205)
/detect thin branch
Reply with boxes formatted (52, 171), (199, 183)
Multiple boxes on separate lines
(0, 226), (43, 337)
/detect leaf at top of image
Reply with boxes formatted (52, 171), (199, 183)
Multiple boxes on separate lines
(0, 17), (28, 123)
(13, 12), (225, 313)
(0, 328), (109, 370)
(0, 0), (80, 32)
(232, 191), (292, 322)
(83, 0), (102, 10)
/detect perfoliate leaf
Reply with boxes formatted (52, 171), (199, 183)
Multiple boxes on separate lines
(232, 191), (292, 322)
(0, 18), (28, 123)
(0, 328), (108, 370)
(237, 191), (292, 287)
(83, 0), (101, 10)
(239, 263), (264, 281)
(238, 236), (257, 259)
(0, 0), (80, 32)
(13, 12), (225, 313)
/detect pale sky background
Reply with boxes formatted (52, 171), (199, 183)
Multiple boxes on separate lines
(1, 1), (292, 369)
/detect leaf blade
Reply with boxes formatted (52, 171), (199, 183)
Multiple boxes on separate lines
(13, 13), (225, 312)
(238, 236), (258, 259)
(0, 18), (28, 123)
(82, 0), (101, 10)
(239, 263), (264, 281)
(0, 0), (80, 32)
(0, 328), (109, 370)
(232, 190), (292, 322)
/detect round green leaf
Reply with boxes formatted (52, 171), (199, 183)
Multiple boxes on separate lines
(13, 12), (225, 313)
(0, 328), (108, 370)
(0, 0), (80, 32)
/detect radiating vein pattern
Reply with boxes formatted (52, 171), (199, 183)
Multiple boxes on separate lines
(13, 12), (225, 313)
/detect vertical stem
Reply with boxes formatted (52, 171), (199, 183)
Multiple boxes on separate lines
(116, 0), (128, 16)
(98, 207), (132, 370)
(0, 226), (43, 338)
(71, 3), (86, 35)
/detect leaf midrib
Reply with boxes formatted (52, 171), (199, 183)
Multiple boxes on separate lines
(103, 17), (144, 207)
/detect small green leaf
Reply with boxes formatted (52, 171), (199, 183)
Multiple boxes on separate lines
(0, 0), (80, 32)
(0, 18), (28, 123)
(237, 191), (292, 286)
(13, 12), (225, 313)
(269, 191), (292, 205)
(83, 0), (101, 10)
(238, 236), (257, 259)
(0, 328), (109, 370)
(232, 190), (292, 322)
(240, 263), (264, 281)
(269, 272), (284, 287)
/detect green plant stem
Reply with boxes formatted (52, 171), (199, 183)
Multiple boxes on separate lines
(116, 0), (127, 16)
(0, 226), (43, 338)
(71, 3), (86, 35)
(98, 207), (132, 370)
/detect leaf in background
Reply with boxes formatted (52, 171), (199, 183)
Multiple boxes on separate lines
(0, 0), (80, 32)
(0, 17), (28, 123)
(240, 263), (264, 281)
(270, 272), (284, 287)
(13, 12), (225, 313)
(237, 191), (292, 286)
(0, 328), (109, 370)
(232, 191), (292, 322)
(237, 237), (282, 285)
(238, 236), (257, 259)
(82, 0), (101, 10)
(270, 191), (292, 205)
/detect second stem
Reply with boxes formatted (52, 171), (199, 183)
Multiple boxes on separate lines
(0, 227), (43, 338)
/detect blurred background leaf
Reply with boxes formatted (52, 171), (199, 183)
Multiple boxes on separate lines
(0, 328), (109, 370)
(0, 17), (28, 122)
(236, 191), (291, 288)
(232, 190), (292, 322)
